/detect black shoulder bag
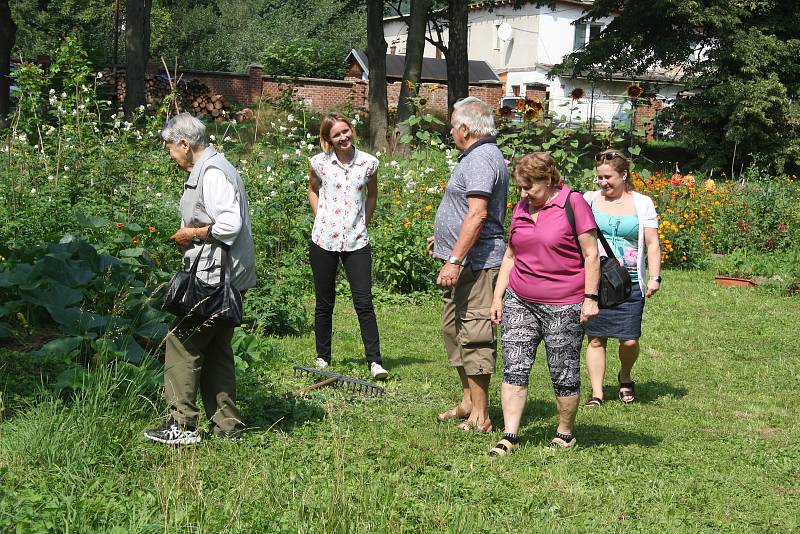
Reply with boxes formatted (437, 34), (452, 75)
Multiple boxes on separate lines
(564, 191), (632, 308)
(162, 242), (243, 327)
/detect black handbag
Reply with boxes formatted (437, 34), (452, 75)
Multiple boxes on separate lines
(564, 192), (632, 308)
(162, 243), (243, 327)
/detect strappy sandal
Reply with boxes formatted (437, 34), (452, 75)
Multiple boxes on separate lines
(549, 432), (577, 449)
(488, 438), (518, 457)
(584, 396), (604, 407)
(436, 405), (470, 423)
(458, 419), (493, 433)
(618, 372), (636, 404)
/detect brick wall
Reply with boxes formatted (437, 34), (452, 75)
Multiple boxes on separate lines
(127, 63), (503, 117)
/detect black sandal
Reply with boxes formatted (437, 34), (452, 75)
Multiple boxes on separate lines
(618, 372), (636, 404)
(584, 396), (604, 407)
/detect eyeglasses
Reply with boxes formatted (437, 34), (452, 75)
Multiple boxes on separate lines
(595, 150), (623, 162)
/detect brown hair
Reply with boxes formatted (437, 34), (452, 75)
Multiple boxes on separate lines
(319, 113), (355, 153)
(595, 150), (634, 191)
(513, 152), (563, 188)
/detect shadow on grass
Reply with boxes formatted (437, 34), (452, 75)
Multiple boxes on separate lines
(238, 377), (325, 434)
(601, 380), (688, 404)
(0, 351), (70, 418)
(574, 423), (662, 447)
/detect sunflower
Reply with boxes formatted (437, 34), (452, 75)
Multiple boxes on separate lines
(570, 87), (585, 100)
(529, 99), (544, 113)
(515, 99), (526, 111)
(524, 108), (537, 120)
(627, 83), (643, 99)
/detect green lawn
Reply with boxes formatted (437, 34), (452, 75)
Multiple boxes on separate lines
(1, 269), (798, 532)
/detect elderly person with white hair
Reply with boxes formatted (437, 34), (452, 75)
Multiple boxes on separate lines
(430, 97), (509, 433)
(144, 112), (256, 446)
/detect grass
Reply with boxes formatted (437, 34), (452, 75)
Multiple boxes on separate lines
(1, 269), (798, 532)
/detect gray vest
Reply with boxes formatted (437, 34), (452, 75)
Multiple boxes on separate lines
(180, 147), (257, 291)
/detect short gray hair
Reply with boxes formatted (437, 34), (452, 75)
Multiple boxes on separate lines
(161, 113), (208, 148)
(452, 97), (497, 137)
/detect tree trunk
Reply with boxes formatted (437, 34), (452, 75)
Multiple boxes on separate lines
(124, 0), (152, 117)
(396, 0), (432, 149)
(0, 0), (16, 126)
(446, 0), (469, 116)
(367, 0), (389, 151)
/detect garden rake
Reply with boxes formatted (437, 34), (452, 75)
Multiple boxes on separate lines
(291, 366), (385, 397)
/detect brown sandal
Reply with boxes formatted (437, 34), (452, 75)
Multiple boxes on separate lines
(436, 405), (470, 423)
(458, 419), (493, 433)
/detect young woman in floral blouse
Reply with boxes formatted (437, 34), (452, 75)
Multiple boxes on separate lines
(307, 113), (388, 379)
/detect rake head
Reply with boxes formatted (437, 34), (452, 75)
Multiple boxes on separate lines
(292, 366), (385, 397)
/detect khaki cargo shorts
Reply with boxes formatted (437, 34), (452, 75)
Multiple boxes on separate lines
(442, 266), (499, 376)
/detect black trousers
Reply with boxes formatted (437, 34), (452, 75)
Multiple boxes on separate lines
(309, 241), (381, 364)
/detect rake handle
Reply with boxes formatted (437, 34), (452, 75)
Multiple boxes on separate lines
(292, 377), (338, 396)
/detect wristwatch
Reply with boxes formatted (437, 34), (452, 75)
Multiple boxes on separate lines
(649, 276), (662, 283)
(584, 293), (599, 301)
(447, 255), (463, 266)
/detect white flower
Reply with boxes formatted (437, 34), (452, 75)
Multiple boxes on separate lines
(289, 180), (296, 186)
(49, 97), (57, 106)
(266, 166), (272, 172)
(61, 92), (67, 98)
(137, 105), (145, 112)
(306, 133), (313, 139)
(47, 175), (54, 181)
(224, 136), (232, 142)
(287, 114), (295, 122)
(376, 151), (382, 157)
(30, 188), (36, 194)
(49, 89), (55, 95)
(270, 191), (278, 197)
(114, 120), (121, 129)
(156, 192), (162, 198)
(97, 72), (103, 79)
(209, 134), (216, 141)
(282, 154), (289, 161)
(106, 100), (112, 105)
(63, 165), (69, 172)
(279, 126), (286, 132)
(295, 149), (301, 156)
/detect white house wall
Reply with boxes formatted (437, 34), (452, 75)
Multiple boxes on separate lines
(383, 2), (682, 125)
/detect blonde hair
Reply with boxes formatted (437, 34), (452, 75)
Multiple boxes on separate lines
(319, 113), (355, 153)
(595, 149), (634, 191)
(513, 152), (563, 188)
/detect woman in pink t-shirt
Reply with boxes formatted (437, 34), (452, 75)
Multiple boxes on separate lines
(487, 153), (600, 456)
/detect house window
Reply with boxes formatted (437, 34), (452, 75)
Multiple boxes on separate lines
(495, 23), (502, 50)
(435, 48), (442, 59)
(390, 46), (396, 55)
(512, 85), (520, 96)
(573, 23), (587, 50)
(589, 24), (602, 42)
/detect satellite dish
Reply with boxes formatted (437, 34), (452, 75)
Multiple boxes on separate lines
(497, 22), (513, 42)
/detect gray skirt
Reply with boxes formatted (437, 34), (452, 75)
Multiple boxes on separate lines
(585, 285), (645, 340)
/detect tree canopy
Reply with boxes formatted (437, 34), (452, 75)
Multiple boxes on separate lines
(554, 0), (800, 173)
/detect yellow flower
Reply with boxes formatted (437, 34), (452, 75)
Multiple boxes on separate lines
(424, 205), (433, 211)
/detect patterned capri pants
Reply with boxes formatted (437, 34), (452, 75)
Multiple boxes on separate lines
(501, 288), (585, 397)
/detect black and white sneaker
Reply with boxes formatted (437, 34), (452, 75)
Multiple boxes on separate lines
(144, 417), (202, 446)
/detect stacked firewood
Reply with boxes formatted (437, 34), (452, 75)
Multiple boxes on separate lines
(101, 70), (234, 122)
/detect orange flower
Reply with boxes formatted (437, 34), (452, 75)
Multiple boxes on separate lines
(116, 222), (124, 228)
(148, 226), (156, 231)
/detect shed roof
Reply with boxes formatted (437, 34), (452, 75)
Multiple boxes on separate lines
(347, 49), (501, 85)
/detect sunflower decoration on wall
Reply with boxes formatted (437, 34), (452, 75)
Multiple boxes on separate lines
(570, 87), (585, 100)
(627, 83), (643, 100)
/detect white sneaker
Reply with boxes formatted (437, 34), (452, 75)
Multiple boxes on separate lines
(370, 362), (389, 380)
(315, 357), (329, 369)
